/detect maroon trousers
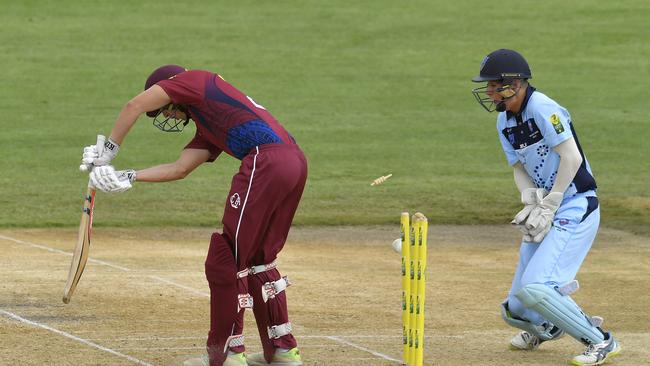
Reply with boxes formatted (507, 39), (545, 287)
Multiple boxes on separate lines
(205, 144), (307, 365)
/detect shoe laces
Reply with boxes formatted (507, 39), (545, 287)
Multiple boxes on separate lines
(519, 332), (539, 348)
(582, 344), (597, 356)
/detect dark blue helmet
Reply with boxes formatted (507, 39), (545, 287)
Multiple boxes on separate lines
(471, 49), (531, 112)
(472, 49), (531, 82)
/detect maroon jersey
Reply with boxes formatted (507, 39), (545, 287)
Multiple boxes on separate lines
(157, 70), (295, 160)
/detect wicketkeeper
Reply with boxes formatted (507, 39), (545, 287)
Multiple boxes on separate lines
(81, 65), (307, 366)
(471, 49), (621, 366)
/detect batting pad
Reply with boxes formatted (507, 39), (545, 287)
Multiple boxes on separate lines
(500, 301), (556, 341)
(515, 284), (604, 345)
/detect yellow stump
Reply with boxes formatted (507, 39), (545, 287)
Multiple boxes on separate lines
(402, 212), (427, 366)
(400, 212), (411, 364)
(414, 214), (427, 366)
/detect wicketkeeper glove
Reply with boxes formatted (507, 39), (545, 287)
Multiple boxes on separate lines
(511, 188), (547, 242)
(525, 191), (564, 243)
(89, 166), (136, 193)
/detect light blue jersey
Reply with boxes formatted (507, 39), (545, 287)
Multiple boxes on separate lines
(498, 86), (607, 345)
(496, 87), (597, 197)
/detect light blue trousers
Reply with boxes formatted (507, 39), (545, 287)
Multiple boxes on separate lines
(506, 194), (600, 326)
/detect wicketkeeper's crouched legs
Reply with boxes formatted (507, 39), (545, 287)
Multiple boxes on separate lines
(205, 232), (243, 366)
(515, 282), (605, 345)
(249, 267), (297, 363)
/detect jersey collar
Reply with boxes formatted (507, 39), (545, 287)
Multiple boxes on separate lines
(506, 85), (536, 120)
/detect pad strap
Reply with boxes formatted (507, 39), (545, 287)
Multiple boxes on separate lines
(237, 294), (254, 311)
(262, 276), (291, 303)
(236, 260), (278, 279)
(267, 322), (292, 339)
(223, 334), (245, 353)
(251, 260), (278, 275)
(557, 280), (579, 296)
(590, 316), (604, 328)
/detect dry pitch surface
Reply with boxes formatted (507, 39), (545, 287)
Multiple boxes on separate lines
(1, 226), (648, 366)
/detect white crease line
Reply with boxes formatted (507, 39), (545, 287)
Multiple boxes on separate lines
(89, 335), (207, 341)
(0, 233), (403, 362)
(114, 344), (338, 351)
(0, 309), (153, 366)
(90, 335), (389, 341)
(91, 334), (451, 342)
(0, 234), (130, 271)
(0, 234), (206, 297)
(326, 336), (402, 364)
(117, 346), (205, 351)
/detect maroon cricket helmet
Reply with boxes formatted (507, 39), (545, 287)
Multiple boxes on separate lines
(144, 64), (187, 117)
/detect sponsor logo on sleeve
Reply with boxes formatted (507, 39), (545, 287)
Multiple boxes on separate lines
(550, 114), (565, 134)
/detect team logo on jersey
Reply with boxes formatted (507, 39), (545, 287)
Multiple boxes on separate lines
(503, 118), (542, 150)
(230, 193), (241, 209)
(550, 114), (564, 134)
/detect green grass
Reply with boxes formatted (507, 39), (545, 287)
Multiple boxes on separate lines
(1, 0), (648, 235)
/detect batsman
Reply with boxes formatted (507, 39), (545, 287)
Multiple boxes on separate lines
(81, 65), (307, 366)
(471, 49), (621, 366)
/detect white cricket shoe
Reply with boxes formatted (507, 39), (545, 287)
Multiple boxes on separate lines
(571, 333), (621, 366)
(183, 352), (248, 366)
(510, 323), (565, 350)
(247, 348), (303, 366)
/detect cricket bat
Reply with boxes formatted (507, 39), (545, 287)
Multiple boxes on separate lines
(62, 185), (96, 304)
(63, 134), (104, 304)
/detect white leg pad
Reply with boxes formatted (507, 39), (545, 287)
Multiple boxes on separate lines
(267, 322), (292, 339)
(515, 283), (604, 345)
(262, 276), (291, 303)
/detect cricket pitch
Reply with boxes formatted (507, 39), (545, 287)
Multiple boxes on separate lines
(1, 226), (648, 365)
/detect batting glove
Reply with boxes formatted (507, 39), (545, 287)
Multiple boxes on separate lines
(81, 145), (99, 171)
(80, 135), (107, 172)
(93, 137), (120, 166)
(525, 191), (564, 242)
(89, 166), (136, 193)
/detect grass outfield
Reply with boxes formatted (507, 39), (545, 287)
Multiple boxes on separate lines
(1, 1), (648, 234)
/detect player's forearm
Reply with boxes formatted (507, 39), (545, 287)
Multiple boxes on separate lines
(108, 102), (141, 145)
(135, 163), (191, 182)
(513, 162), (536, 192)
(135, 149), (210, 183)
(550, 138), (583, 194)
(109, 86), (172, 145)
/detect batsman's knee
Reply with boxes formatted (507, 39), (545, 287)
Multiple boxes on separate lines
(205, 232), (237, 285)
